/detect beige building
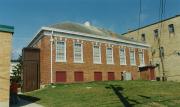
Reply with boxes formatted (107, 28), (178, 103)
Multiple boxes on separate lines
(122, 15), (180, 81)
(0, 25), (14, 107)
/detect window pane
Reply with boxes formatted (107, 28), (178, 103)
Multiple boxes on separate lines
(56, 41), (65, 62)
(120, 48), (126, 65)
(130, 49), (135, 65)
(74, 42), (83, 62)
(93, 45), (101, 63)
(168, 24), (174, 33)
(106, 48), (113, 64)
(139, 50), (144, 65)
(154, 29), (158, 39)
(141, 34), (146, 41)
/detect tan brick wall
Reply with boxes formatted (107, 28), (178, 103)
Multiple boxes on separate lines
(35, 35), (149, 84)
(0, 32), (12, 106)
(124, 16), (180, 81)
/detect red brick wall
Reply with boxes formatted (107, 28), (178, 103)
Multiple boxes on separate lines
(35, 36), (149, 84)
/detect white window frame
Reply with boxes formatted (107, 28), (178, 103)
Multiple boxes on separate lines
(129, 48), (136, 65)
(73, 41), (83, 63)
(93, 45), (102, 64)
(56, 40), (66, 62)
(120, 47), (126, 65)
(139, 49), (145, 66)
(106, 47), (114, 64)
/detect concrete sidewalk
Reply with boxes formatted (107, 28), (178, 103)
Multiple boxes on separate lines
(10, 98), (44, 107)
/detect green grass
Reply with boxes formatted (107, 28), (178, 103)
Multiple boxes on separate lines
(24, 81), (180, 107)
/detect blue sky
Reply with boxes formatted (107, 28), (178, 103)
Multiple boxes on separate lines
(0, 0), (180, 59)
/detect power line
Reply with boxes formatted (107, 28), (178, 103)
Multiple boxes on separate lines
(163, 0), (167, 18)
(138, 0), (142, 37)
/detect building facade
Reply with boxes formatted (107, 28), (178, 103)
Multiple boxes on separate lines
(0, 25), (14, 107)
(122, 15), (180, 81)
(23, 22), (152, 91)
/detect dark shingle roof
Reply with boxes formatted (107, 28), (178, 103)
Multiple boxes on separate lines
(48, 22), (144, 43)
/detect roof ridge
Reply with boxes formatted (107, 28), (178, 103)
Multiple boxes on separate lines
(47, 21), (146, 44)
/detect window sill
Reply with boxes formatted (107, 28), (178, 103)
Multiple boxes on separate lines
(106, 63), (114, 65)
(93, 62), (102, 64)
(74, 61), (84, 64)
(56, 60), (67, 63)
(120, 64), (127, 66)
(130, 64), (137, 66)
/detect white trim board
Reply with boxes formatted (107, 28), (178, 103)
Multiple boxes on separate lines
(28, 27), (150, 48)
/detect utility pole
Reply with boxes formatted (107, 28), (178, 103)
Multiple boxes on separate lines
(158, 0), (166, 81)
(157, 36), (166, 81)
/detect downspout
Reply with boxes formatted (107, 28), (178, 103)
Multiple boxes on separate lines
(50, 30), (54, 84)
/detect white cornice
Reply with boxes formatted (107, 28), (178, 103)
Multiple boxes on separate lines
(28, 27), (44, 47)
(28, 26), (150, 48)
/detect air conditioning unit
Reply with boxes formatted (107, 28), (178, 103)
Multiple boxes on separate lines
(123, 72), (132, 80)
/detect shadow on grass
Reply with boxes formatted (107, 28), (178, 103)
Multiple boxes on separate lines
(106, 85), (179, 107)
(10, 94), (40, 107)
(106, 85), (141, 107)
(138, 95), (151, 99)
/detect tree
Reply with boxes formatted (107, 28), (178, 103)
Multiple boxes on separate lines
(11, 55), (22, 82)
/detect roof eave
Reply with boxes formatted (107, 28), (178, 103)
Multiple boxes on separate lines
(0, 25), (14, 34)
(27, 28), (44, 47)
(122, 15), (180, 35)
(28, 26), (150, 48)
(42, 27), (150, 47)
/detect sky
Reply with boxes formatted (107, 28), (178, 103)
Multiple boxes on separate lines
(0, 0), (180, 59)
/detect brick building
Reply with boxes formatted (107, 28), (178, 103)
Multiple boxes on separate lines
(122, 15), (180, 81)
(0, 25), (14, 107)
(23, 22), (153, 91)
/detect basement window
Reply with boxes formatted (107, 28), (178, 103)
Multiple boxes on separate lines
(141, 33), (146, 41)
(168, 24), (175, 33)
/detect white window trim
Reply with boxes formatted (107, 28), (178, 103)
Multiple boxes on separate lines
(106, 47), (114, 64)
(129, 48), (136, 66)
(120, 48), (127, 65)
(73, 42), (84, 63)
(56, 40), (66, 62)
(93, 44), (102, 64)
(139, 49), (145, 66)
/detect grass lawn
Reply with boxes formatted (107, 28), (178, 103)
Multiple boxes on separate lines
(23, 81), (180, 107)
